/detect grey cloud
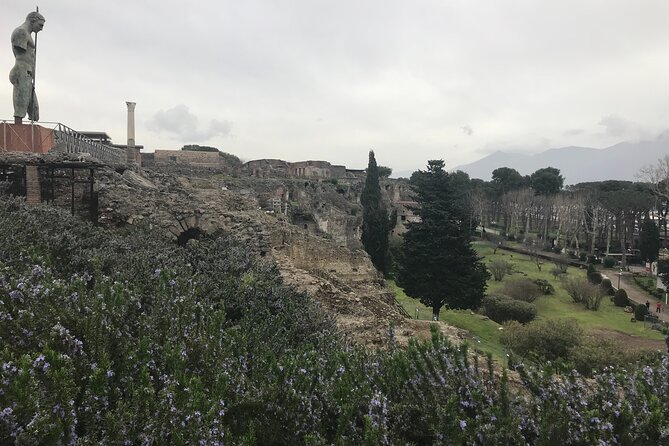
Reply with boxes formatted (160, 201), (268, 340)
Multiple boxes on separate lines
(564, 128), (585, 136)
(147, 105), (232, 142)
(461, 125), (473, 136)
(598, 115), (631, 137)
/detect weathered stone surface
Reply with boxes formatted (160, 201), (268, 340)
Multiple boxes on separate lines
(89, 166), (429, 347)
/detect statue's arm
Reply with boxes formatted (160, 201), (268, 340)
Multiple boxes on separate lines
(11, 28), (29, 53)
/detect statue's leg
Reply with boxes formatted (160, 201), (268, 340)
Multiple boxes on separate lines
(12, 71), (31, 120)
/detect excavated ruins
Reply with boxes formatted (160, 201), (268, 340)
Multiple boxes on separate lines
(0, 149), (467, 348)
(93, 164), (468, 347)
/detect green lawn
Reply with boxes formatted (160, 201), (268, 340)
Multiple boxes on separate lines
(476, 241), (664, 339)
(389, 241), (663, 361)
(388, 280), (507, 362)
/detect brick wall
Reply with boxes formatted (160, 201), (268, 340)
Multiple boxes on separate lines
(25, 165), (41, 204)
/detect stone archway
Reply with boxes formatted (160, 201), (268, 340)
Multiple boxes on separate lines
(168, 213), (206, 246)
(177, 227), (204, 246)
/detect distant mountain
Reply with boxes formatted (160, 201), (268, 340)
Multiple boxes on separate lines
(455, 136), (669, 185)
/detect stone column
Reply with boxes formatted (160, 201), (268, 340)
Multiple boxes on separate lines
(126, 101), (136, 164)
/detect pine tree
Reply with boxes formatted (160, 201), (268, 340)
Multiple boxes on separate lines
(361, 151), (390, 274)
(397, 160), (489, 319)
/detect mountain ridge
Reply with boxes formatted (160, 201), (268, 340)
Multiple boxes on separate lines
(454, 137), (669, 185)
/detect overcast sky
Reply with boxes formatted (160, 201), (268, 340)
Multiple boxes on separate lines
(2, 1), (669, 173)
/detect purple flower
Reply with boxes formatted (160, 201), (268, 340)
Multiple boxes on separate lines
(32, 265), (44, 277)
(8, 290), (23, 302)
(32, 354), (49, 373)
(460, 420), (467, 430)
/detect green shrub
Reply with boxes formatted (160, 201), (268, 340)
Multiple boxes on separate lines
(613, 289), (629, 307)
(502, 279), (542, 303)
(635, 304), (649, 321)
(533, 279), (555, 295)
(499, 319), (583, 362)
(481, 294), (537, 324)
(488, 259), (513, 281)
(564, 278), (604, 310)
(602, 256), (616, 268)
(553, 259), (569, 274)
(587, 268), (603, 285)
(600, 278), (615, 296)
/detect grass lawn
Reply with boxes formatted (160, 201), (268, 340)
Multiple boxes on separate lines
(475, 241), (664, 340)
(389, 241), (663, 361)
(388, 280), (507, 362)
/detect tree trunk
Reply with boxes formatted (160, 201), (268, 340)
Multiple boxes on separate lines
(619, 212), (627, 269)
(605, 218), (611, 257)
(432, 304), (440, 321)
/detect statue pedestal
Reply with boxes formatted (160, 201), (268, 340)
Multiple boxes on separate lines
(0, 122), (53, 154)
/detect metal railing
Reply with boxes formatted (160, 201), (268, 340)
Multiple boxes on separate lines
(1, 120), (125, 165)
(51, 122), (124, 164)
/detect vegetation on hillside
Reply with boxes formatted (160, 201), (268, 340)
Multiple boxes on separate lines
(3, 198), (669, 444)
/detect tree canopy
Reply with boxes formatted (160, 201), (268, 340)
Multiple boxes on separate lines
(491, 167), (525, 196)
(397, 160), (489, 319)
(530, 167), (564, 195)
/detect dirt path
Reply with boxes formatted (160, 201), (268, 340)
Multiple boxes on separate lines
(587, 328), (665, 351)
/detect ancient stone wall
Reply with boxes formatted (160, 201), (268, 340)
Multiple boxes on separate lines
(152, 150), (221, 167)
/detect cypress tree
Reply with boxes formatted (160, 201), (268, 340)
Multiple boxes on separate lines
(397, 160), (489, 319)
(361, 150), (390, 274)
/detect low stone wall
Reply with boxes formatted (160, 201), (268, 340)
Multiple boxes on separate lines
(151, 150), (221, 167)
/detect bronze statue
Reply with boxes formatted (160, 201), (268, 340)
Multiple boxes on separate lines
(9, 11), (45, 124)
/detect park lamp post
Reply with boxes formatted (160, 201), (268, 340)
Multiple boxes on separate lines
(618, 268), (622, 289)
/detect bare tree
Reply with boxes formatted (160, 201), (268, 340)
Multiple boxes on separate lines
(640, 155), (669, 200)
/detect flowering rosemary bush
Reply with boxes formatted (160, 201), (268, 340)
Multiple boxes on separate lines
(1, 198), (669, 444)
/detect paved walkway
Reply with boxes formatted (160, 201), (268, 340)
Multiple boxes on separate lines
(607, 270), (669, 323)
